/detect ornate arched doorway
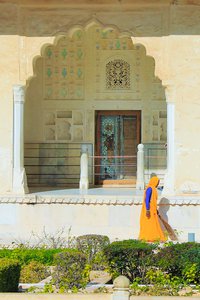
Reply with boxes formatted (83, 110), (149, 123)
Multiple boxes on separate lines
(24, 20), (167, 190)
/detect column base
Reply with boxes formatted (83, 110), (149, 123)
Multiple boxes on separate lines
(79, 178), (89, 190)
(12, 168), (29, 194)
(136, 181), (144, 190)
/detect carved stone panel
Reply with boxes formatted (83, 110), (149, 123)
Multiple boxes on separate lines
(44, 31), (85, 100)
(44, 110), (85, 142)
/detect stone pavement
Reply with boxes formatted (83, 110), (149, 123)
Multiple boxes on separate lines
(0, 294), (199, 300)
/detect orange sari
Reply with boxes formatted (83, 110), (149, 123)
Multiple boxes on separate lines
(139, 176), (167, 242)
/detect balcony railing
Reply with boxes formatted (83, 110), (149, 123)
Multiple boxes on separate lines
(80, 143), (167, 190)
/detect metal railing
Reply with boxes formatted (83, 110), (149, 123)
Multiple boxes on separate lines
(80, 143), (167, 190)
(92, 155), (137, 183)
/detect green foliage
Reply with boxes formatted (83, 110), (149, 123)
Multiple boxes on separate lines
(52, 249), (88, 291)
(130, 283), (179, 296)
(43, 283), (54, 293)
(0, 247), (64, 266)
(145, 268), (170, 285)
(76, 234), (110, 269)
(0, 258), (21, 292)
(103, 239), (156, 282)
(154, 242), (200, 283)
(182, 263), (198, 284)
(20, 261), (50, 283)
(130, 272), (181, 297)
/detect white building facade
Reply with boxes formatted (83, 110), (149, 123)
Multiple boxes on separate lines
(0, 0), (200, 244)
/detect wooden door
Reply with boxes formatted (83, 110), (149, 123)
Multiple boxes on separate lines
(95, 110), (141, 185)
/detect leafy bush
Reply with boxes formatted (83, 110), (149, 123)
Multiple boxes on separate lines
(0, 248), (64, 266)
(76, 234), (110, 269)
(20, 261), (50, 283)
(0, 258), (21, 292)
(180, 247), (200, 284)
(103, 239), (156, 282)
(154, 242), (200, 280)
(52, 249), (87, 291)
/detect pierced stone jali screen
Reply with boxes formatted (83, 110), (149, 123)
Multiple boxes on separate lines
(44, 30), (85, 100)
(106, 59), (130, 89)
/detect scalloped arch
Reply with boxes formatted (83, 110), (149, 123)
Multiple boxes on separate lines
(26, 18), (160, 81)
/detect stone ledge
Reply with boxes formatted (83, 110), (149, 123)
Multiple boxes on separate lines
(0, 194), (199, 205)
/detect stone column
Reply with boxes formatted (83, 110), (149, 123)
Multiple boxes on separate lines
(12, 85), (29, 194)
(112, 276), (130, 300)
(136, 144), (144, 190)
(79, 151), (89, 190)
(162, 85), (175, 196)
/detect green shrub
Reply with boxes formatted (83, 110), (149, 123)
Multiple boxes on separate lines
(180, 247), (200, 284)
(0, 258), (21, 292)
(76, 234), (110, 269)
(154, 242), (200, 280)
(0, 248), (64, 266)
(20, 261), (50, 283)
(52, 249), (87, 291)
(103, 239), (156, 282)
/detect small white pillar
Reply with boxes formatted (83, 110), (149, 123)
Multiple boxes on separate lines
(136, 143), (144, 190)
(79, 151), (89, 190)
(112, 276), (130, 300)
(12, 85), (29, 194)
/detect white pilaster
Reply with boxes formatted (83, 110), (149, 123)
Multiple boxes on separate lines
(12, 85), (29, 194)
(136, 144), (144, 190)
(162, 85), (175, 196)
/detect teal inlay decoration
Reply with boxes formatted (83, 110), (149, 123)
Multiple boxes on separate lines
(60, 88), (68, 97)
(122, 42), (127, 50)
(44, 31), (84, 100)
(101, 30), (108, 39)
(46, 88), (52, 97)
(47, 68), (52, 78)
(116, 40), (121, 49)
(46, 48), (52, 59)
(77, 68), (82, 78)
(77, 48), (83, 60)
(61, 48), (67, 59)
(62, 68), (67, 78)
(76, 87), (82, 97)
(76, 30), (82, 39)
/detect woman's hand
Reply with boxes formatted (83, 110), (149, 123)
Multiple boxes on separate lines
(146, 210), (150, 218)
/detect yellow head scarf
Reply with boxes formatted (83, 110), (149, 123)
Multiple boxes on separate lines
(146, 176), (160, 189)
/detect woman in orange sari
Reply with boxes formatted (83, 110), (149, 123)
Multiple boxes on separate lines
(139, 176), (167, 242)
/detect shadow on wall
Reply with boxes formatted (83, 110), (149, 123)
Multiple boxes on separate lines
(158, 197), (178, 241)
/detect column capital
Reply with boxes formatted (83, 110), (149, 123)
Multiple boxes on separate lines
(13, 85), (25, 103)
(163, 81), (176, 104)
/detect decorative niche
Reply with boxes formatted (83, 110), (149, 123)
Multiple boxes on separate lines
(44, 110), (84, 142)
(151, 110), (167, 142)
